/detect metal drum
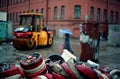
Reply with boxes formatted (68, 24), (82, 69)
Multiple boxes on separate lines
(20, 53), (47, 78)
(0, 63), (24, 78)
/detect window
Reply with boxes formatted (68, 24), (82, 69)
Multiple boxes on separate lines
(10, 0), (12, 5)
(36, 16), (40, 32)
(36, 9), (39, 13)
(41, 8), (44, 19)
(10, 13), (12, 21)
(13, 12), (15, 22)
(11, 13), (13, 21)
(110, 10), (113, 23)
(0, 0), (3, 7)
(115, 12), (119, 23)
(90, 6), (94, 20)
(74, 5), (81, 19)
(31, 10), (33, 13)
(8, 13), (10, 21)
(0, 0), (1, 7)
(54, 7), (58, 19)
(103, 9), (107, 22)
(13, 0), (15, 4)
(18, 0), (20, 3)
(8, 0), (10, 5)
(61, 6), (65, 19)
(97, 8), (101, 22)
(14, 0), (17, 4)
(16, 12), (18, 22)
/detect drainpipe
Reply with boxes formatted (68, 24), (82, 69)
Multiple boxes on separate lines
(46, 0), (48, 26)
(7, 0), (9, 21)
(106, 0), (109, 40)
(107, 0), (109, 23)
(28, 0), (30, 12)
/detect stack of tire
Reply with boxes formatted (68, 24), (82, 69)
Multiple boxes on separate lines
(0, 63), (24, 79)
(62, 62), (99, 79)
(49, 60), (114, 79)
(1, 53), (117, 79)
(20, 53), (48, 78)
(29, 61), (99, 79)
(44, 54), (98, 79)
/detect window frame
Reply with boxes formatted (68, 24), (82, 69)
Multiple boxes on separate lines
(61, 6), (65, 19)
(90, 6), (94, 20)
(97, 8), (101, 22)
(54, 7), (58, 19)
(74, 5), (81, 19)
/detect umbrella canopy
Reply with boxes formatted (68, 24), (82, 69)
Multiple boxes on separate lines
(60, 29), (72, 35)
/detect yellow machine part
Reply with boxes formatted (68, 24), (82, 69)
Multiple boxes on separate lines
(33, 31), (48, 46)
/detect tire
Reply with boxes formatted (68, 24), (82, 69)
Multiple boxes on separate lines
(26, 39), (35, 50)
(47, 37), (53, 46)
(110, 69), (120, 79)
(46, 54), (64, 64)
(20, 53), (43, 70)
(45, 54), (65, 73)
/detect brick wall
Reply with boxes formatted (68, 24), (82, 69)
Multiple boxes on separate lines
(0, 0), (120, 38)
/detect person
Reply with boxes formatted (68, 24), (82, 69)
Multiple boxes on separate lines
(64, 33), (73, 53)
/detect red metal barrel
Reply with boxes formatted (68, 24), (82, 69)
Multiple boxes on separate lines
(20, 53), (48, 78)
(61, 62), (78, 79)
(52, 72), (66, 79)
(0, 64), (24, 78)
(79, 23), (100, 62)
(75, 64), (98, 79)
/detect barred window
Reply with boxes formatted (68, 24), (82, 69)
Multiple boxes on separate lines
(103, 9), (107, 22)
(54, 7), (58, 19)
(90, 6), (94, 20)
(61, 6), (65, 19)
(97, 8), (101, 22)
(115, 12), (119, 23)
(110, 10), (113, 23)
(74, 5), (81, 19)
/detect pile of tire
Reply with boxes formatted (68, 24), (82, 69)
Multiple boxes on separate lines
(45, 56), (98, 79)
(20, 53), (48, 78)
(44, 54), (98, 79)
(0, 62), (24, 78)
(1, 53), (119, 79)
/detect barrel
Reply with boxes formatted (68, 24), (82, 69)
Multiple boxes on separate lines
(52, 72), (66, 79)
(61, 62), (78, 79)
(20, 53), (48, 78)
(0, 63), (24, 78)
(75, 65), (98, 79)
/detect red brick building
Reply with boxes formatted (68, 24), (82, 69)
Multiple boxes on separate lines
(0, 0), (120, 38)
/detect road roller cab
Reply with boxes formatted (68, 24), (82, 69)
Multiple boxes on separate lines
(13, 13), (53, 50)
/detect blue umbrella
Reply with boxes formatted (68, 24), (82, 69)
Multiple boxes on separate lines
(60, 29), (72, 35)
